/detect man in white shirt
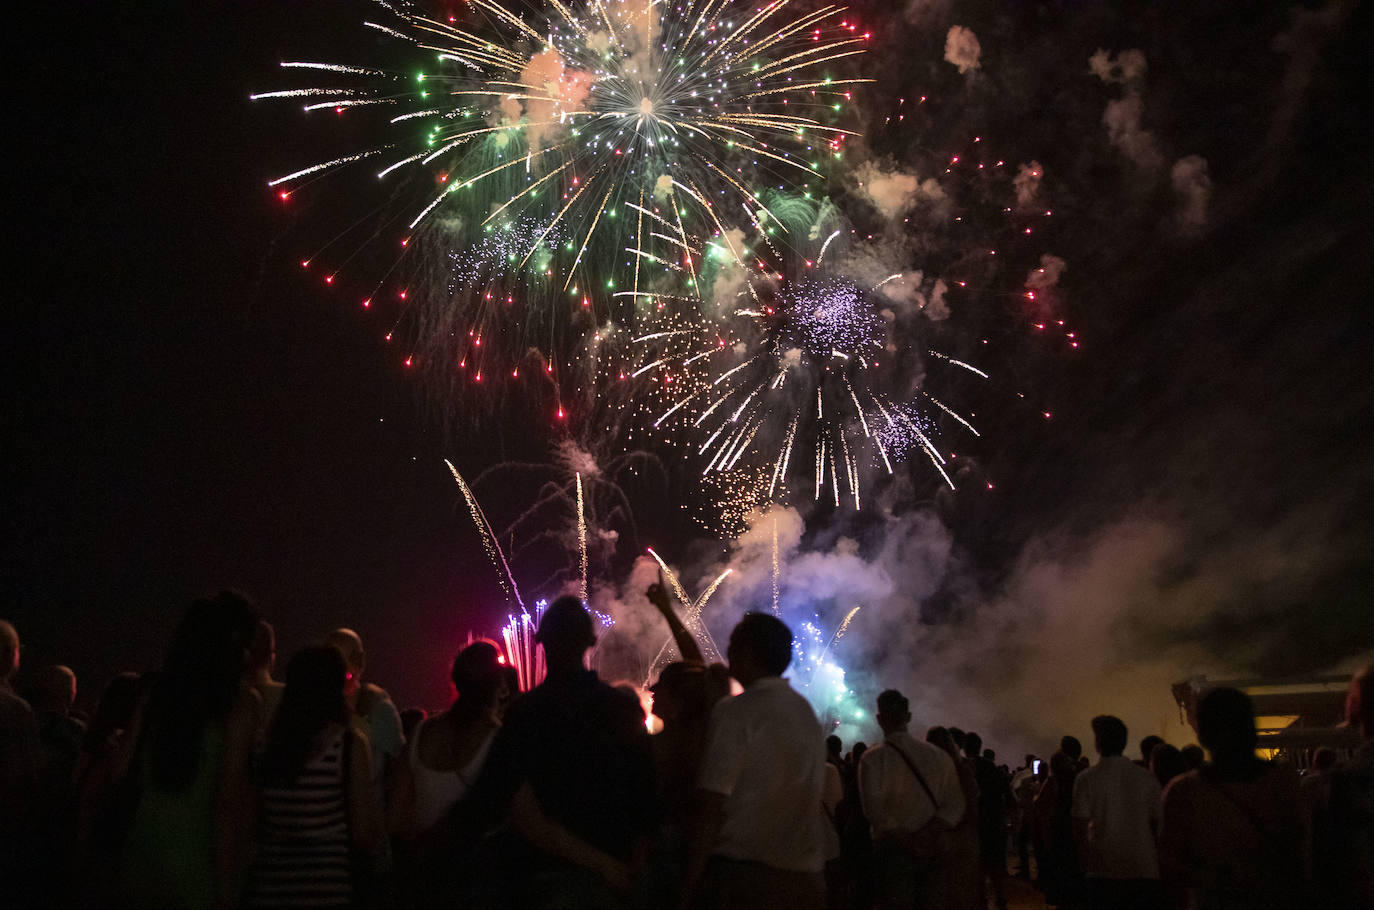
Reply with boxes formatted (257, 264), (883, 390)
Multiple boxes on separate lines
(685, 612), (827, 909)
(858, 689), (966, 909)
(1072, 714), (1163, 910)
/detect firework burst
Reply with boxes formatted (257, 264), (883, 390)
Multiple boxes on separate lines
(630, 236), (985, 516)
(255, 0), (869, 400)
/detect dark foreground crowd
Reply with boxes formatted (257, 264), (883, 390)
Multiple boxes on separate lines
(1, 591), (1372, 910)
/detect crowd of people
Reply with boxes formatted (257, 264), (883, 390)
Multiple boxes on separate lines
(1, 594), (1372, 910)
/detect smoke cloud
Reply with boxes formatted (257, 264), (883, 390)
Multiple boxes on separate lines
(1091, 49), (1163, 172)
(878, 271), (952, 322)
(1014, 161), (1044, 208)
(944, 26), (982, 74)
(1170, 155), (1213, 229)
(504, 48), (595, 151)
(1025, 254), (1068, 291)
(854, 161), (948, 220)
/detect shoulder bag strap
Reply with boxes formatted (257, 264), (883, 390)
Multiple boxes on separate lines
(1201, 768), (1284, 857)
(889, 741), (939, 812)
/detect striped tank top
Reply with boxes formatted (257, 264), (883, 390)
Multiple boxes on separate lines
(249, 725), (353, 908)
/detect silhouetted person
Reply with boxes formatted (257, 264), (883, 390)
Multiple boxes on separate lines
(30, 664), (86, 899)
(684, 611), (828, 909)
(1013, 753), (1040, 879)
(1036, 748), (1085, 909)
(0, 620), (43, 899)
(72, 672), (142, 905)
(928, 726), (982, 910)
(1149, 743), (1186, 790)
(1179, 744), (1204, 771)
(966, 731), (1013, 910)
(118, 591), (262, 910)
(1138, 735), (1165, 770)
(248, 645), (378, 908)
(1072, 715), (1162, 910)
(484, 596), (656, 908)
(1159, 687), (1301, 910)
(643, 581), (730, 850)
(856, 691), (965, 908)
(388, 640), (507, 907)
(326, 628), (404, 802)
(1315, 666), (1374, 908)
(245, 620), (284, 732)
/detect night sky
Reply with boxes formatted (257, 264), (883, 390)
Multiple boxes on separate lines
(8, 1), (1373, 736)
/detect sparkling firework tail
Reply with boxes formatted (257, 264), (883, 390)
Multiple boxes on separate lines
(771, 515), (780, 615)
(446, 460), (524, 608)
(576, 472), (588, 602)
(644, 548), (725, 677)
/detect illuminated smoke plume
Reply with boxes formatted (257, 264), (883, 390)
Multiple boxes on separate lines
(1171, 155), (1213, 229)
(943, 26), (982, 74)
(1014, 161), (1044, 208)
(1025, 255), (1068, 291)
(877, 271), (951, 322)
(855, 161), (948, 220)
(1091, 49), (1163, 172)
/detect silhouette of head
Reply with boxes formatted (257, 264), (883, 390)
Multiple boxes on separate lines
(450, 639), (505, 706)
(1312, 747), (1337, 772)
(964, 731), (983, 759)
(1090, 715), (1128, 757)
(927, 726), (958, 760)
(32, 664), (77, 714)
(1180, 744), (1205, 770)
(325, 628), (365, 676)
(947, 727), (967, 751)
(651, 661), (708, 726)
(1196, 687), (1257, 760)
(1150, 743), (1186, 787)
(726, 612), (792, 686)
(1139, 734), (1165, 765)
(249, 620), (276, 674)
(826, 735), (842, 757)
(1060, 735), (1083, 760)
(283, 645), (349, 716)
(0, 620), (19, 681)
(536, 596), (596, 669)
(876, 689), (911, 734)
(147, 590), (259, 791)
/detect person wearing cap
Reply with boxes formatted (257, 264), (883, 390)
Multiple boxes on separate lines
(482, 595), (657, 908)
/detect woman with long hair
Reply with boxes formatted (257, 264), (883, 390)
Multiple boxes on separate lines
(248, 645), (377, 908)
(118, 591), (262, 910)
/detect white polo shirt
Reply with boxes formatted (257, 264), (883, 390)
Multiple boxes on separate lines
(1072, 754), (1162, 879)
(858, 730), (966, 837)
(697, 676), (828, 873)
